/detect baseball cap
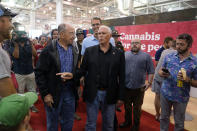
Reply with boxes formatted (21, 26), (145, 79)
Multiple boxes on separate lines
(76, 28), (84, 35)
(112, 30), (121, 37)
(0, 4), (17, 18)
(0, 92), (38, 127)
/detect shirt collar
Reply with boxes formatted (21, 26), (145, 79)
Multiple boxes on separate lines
(57, 41), (72, 49)
(90, 35), (98, 41)
(131, 50), (141, 55)
(175, 52), (194, 61)
(98, 43), (112, 53)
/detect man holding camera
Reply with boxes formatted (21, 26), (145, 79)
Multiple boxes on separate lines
(9, 31), (38, 112)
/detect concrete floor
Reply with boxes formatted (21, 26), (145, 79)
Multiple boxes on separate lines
(142, 88), (197, 131)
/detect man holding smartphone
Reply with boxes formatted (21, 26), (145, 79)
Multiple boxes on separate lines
(152, 39), (176, 121)
(159, 34), (197, 131)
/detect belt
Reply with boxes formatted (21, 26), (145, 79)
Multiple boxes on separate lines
(98, 87), (106, 91)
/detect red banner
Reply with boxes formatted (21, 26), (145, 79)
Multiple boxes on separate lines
(115, 20), (197, 58)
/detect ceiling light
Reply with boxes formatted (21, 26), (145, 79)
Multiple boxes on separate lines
(67, 10), (71, 15)
(93, 10), (96, 13)
(89, 10), (92, 13)
(67, 0), (71, 1)
(36, 20), (40, 23)
(43, 10), (46, 14)
(49, 7), (52, 10)
(104, 7), (109, 11)
(77, 8), (80, 10)
(18, 26), (25, 31)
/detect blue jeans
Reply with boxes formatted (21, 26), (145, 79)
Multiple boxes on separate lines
(85, 90), (116, 131)
(45, 87), (75, 131)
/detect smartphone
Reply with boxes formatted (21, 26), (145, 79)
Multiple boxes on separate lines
(162, 68), (169, 73)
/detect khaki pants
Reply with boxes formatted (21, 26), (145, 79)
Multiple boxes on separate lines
(15, 72), (36, 93)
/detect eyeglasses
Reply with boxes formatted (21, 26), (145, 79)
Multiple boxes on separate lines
(92, 23), (100, 27)
(131, 42), (140, 45)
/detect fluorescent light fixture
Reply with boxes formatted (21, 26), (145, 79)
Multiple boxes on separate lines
(104, 7), (109, 11)
(77, 8), (80, 10)
(67, 0), (71, 1)
(67, 10), (71, 15)
(51, 24), (57, 29)
(8, 0), (15, 7)
(117, 0), (129, 16)
(18, 26), (25, 31)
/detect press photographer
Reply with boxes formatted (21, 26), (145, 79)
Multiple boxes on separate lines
(9, 31), (38, 113)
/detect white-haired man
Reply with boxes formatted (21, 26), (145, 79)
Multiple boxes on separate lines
(76, 25), (125, 131)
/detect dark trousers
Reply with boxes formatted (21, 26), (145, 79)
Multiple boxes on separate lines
(114, 113), (118, 131)
(124, 88), (145, 131)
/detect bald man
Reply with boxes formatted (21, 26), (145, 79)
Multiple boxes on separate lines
(35, 23), (79, 131)
(76, 25), (125, 131)
(119, 39), (154, 131)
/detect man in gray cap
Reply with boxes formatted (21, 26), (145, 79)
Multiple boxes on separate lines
(0, 4), (17, 98)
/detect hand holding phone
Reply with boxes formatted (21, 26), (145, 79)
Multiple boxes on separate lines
(162, 68), (169, 73)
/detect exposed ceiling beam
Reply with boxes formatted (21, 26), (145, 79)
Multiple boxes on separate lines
(134, 0), (194, 9)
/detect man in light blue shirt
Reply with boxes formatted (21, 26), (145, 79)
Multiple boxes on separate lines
(81, 17), (115, 56)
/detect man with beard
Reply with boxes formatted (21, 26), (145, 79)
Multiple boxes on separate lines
(0, 4), (17, 98)
(119, 39), (154, 131)
(152, 40), (176, 122)
(159, 34), (197, 131)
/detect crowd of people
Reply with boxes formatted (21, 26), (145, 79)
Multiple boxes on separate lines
(0, 4), (197, 131)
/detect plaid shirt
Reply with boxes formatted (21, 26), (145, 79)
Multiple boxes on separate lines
(57, 42), (73, 73)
